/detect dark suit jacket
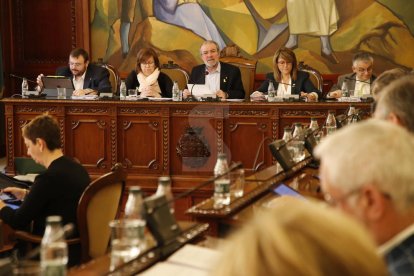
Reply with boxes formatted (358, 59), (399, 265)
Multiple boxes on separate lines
(330, 72), (376, 93)
(257, 71), (321, 99)
(125, 70), (173, 98)
(189, 62), (245, 99)
(56, 64), (112, 93)
(385, 234), (414, 276)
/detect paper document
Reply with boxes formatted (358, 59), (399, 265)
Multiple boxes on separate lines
(187, 84), (216, 99)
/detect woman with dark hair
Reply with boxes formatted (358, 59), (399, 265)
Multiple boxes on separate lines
(253, 47), (320, 101)
(125, 48), (173, 98)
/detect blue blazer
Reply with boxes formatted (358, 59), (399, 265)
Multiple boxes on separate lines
(189, 62), (245, 99)
(257, 71), (321, 99)
(56, 64), (112, 93)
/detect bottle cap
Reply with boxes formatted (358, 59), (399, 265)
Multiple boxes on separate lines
(46, 216), (62, 223)
(294, 122), (302, 127)
(283, 126), (292, 131)
(158, 176), (171, 185)
(218, 152), (227, 159)
(129, 186), (142, 193)
(311, 117), (317, 121)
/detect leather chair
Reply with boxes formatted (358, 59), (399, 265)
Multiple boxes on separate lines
(298, 61), (324, 97)
(13, 163), (127, 264)
(101, 63), (121, 96)
(220, 45), (257, 100)
(161, 62), (189, 90)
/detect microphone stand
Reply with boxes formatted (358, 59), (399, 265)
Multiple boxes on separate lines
(184, 84), (198, 102)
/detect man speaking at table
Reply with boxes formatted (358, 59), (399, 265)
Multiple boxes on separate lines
(36, 48), (112, 96)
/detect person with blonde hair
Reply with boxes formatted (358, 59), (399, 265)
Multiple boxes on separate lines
(371, 67), (408, 100)
(314, 119), (414, 275)
(213, 197), (387, 276)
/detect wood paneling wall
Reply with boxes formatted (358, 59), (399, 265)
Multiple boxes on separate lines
(0, 0), (90, 96)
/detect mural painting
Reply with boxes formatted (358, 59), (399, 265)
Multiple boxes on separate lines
(90, 0), (414, 77)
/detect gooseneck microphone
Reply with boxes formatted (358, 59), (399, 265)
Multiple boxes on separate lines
(9, 74), (37, 83)
(344, 76), (371, 84)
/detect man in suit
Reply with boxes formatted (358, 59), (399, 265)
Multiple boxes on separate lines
(183, 40), (245, 100)
(37, 48), (111, 96)
(314, 120), (414, 276)
(329, 52), (376, 98)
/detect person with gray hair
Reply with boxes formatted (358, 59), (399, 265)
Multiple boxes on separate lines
(374, 75), (414, 133)
(183, 40), (245, 100)
(314, 119), (414, 276)
(329, 52), (376, 98)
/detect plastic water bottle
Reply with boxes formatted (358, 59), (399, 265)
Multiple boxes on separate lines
(292, 123), (305, 162)
(124, 186), (145, 220)
(22, 78), (29, 97)
(214, 153), (230, 206)
(325, 112), (337, 135)
(155, 176), (174, 214)
(41, 216), (68, 276)
(120, 80), (127, 100)
(309, 118), (319, 132)
(347, 105), (356, 125)
(341, 80), (349, 98)
(282, 126), (293, 143)
(267, 81), (275, 102)
(172, 81), (180, 101)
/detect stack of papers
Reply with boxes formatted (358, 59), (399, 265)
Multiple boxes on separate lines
(71, 95), (99, 100)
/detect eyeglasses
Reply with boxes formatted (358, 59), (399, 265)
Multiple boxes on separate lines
(277, 61), (292, 66)
(201, 49), (218, 56)
(356, 67), (373, 73)
(141, 61), (155, 66)
(68, 62), (84, 68)
(323, 188), (361, 207)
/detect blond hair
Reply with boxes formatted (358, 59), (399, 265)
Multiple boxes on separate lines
(213, 197), (387, 276)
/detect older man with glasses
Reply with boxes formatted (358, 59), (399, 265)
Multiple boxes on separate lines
(37, 48), (112, 96)
(314, 119), (414, 276)
(329, 52), (376, 99)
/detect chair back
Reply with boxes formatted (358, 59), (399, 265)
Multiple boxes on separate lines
(298, 61), (323, 93)
(160, 62), (189, 90)
(14, 157), (46, 175)
(101, 63), (121, 96)
(77, 163), (127, 263)
(220, 45), (257, 100)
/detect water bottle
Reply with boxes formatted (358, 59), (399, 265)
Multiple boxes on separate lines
(341, 80), (349, 97)
(124, 186), (145, 220)
(267, 81), (275, 102)
(292, 123), (305, 162)
(155, 176), (174, 214)
(172, 81), (180, 101)
(214, 153), (230, 206)
(22, 78), (29, 97)
(282, 126), (293, 143)
(41, 216), (68, 276)
(347, 105), (356, 125)
(325, 112), (337, 136)
(120, 80), (127, 100)
(309, 118), (319, 132)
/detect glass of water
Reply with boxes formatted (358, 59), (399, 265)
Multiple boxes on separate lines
(109, 219), (146, 271)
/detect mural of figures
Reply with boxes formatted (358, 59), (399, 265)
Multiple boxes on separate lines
(284, 0), (339, 64)
(90, 0), (414, 75)
(153, 0), (226, 50)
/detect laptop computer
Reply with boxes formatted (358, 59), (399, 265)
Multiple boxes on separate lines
(42, 76), (74, 97)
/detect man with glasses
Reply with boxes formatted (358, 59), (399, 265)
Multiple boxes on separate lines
(329, 52), (376, 98)
(183, 40), (244, 100)
(314, 119), (414, 275)
(37, 48), (112, 96)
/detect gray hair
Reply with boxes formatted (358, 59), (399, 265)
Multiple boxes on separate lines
(375, 76), (414, 133)
(199, 40), (220, 55)
(352, 52), (374, 66)
(314, 119), (414, 213)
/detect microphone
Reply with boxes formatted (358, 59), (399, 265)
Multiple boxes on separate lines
(22, 223), (75, 260)
(9, 74), (37, 84)
(344, 76), (371, 84)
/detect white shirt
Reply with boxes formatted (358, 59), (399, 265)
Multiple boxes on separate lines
(378, 223), (414, 255)
(354, 78), (371, 97)
(73, 70), (87, 91)
(277, 78), (292, 97)
(205, 62), (221, 93)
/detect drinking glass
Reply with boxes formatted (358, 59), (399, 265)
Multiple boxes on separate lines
(128, 89), (137, 98)
(230, 168), (245, 198)
(57, 87), (66, 99)
(109, 219), (146, 271)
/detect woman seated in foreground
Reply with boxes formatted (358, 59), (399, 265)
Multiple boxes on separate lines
(252, 47), (321, 101)
(213, 197), (387, 276)
(125, 48), (173, 98)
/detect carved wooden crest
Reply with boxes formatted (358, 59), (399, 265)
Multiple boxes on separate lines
(176, 127), (211, 168)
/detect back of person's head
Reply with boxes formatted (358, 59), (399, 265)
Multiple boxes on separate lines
(135, 48), (160, 72)
(213, 197), (387, 276)
(272, 46), (298, 81)
(371, 68), (408, 100)
(375, 76), (414, 133)
(22, 113), (61, 151)
(69, 48), (89, 62)
(352, 52), (374, 66)
(314, 119), (414, 213)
